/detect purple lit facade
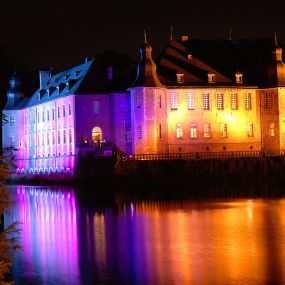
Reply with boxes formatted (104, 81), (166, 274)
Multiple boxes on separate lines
(2, 60), (131, 174)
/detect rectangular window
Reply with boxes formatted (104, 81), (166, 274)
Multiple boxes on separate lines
(58, 130), (60, 144)
(269, 122), (275, 137)
(170, 93), (178, 110)
(230, 93), (238, 110)
(42, 133), (45, 146)
(10, 115), (15, 126)
(47, 133), (50, 145)
(29, 112), (33, 125)
(247, 123), (254, 137)
(137, 125), (142, 139)
(190, 124), (197, 138)
(203, 93), (210, 110)
(123, 131), (132, 142)
(69, 129), (72, 143)
(69, 103), (72, 115)
(47, 110), (50, 121)
(158, 95), (162, 108)
(136, 93), (142, 108)
(24, 114), (28, 125)
(63, 130), (66, 144)
(265, 93), (273, 109)
(58, 106), (60, 118)
(52, 109), (55, 120)
(216, 93), (224, 110)
(9, 136), (15, 147)
(220, 123), (227, 138)
(37, 112), (40, 123)
(176, 124), (183, 139)
(187, 92), (195, 110)
(52, 132), (55, 145)
(159, 124), (162, 139)
(42, 111), (45, 122)
(63, 105), (66, 117)
(94, 101), (100, 114)
(245, 93), (252, 110)
(204, 123), (211, 138)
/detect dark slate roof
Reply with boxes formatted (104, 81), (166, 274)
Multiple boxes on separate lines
(5, 60), (94, 110)
(157, 37), (280, 87)
(156, 38), (232, 86)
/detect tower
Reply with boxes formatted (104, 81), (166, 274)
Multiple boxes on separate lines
(6, 73), (22, 108)
(129, 32), (167, 154)
(267, 34), (285, 87)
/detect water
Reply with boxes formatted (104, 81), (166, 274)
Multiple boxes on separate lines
(5, 185), (285, 284)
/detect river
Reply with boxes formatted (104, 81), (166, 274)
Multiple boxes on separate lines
(4, 185), (285, 284)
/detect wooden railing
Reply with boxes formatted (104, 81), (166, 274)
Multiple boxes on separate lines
(128, 150), (285, 161)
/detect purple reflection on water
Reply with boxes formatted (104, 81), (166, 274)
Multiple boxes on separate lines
(8, 186), (79, 285)
(7, 188), (284, 284)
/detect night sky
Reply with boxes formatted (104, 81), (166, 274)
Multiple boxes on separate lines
(1, 0), (285, 70)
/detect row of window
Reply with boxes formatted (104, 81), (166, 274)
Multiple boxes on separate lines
(24, 129), (73, 148)
(174, 123), (254, 139)
(135, 92), (273, 111)
(22, 103), (72, 126)
(170, 92), (252, 111)
(135, 122), (276, 139)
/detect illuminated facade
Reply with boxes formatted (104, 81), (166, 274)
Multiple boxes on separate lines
(3, 36), (285, 174)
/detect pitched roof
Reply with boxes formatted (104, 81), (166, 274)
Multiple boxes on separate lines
(5, 60), (93, 110)
(157, 37), (281, 87)
(156, 38), (232, 86)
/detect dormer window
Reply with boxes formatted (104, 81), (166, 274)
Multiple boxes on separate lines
(208, 73), (215, 84)
(187, 54), (193, 60)
(235, 71), (243, 84)
(176, 73), (184, 84)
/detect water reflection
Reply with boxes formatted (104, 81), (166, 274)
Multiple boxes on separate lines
(7, 186), (79, 285)
(6, 186), (285, 284)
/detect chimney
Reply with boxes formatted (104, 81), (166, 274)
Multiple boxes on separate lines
(107, 66), (113, 81)
(39, 70), (51, 90)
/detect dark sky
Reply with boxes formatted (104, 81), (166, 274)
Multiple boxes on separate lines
(1, 0), (285, 70)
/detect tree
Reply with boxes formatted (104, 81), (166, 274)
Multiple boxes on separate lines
(0, 158), (19, 285)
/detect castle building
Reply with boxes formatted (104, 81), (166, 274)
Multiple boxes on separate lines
(3, 35), (285, 174)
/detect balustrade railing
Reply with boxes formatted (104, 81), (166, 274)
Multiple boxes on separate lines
(128, 150), (285, 161)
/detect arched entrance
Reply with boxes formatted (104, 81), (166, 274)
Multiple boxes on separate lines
(92, 127), (102, 146)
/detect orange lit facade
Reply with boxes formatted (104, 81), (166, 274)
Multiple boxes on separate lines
(130, 36), (285, 155)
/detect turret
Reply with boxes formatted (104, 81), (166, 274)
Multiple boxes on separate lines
(5, 73), (22, 108)
(129, 32), (167, 155)
(131, 31), (163, 87)
(267, 33), (285, 87)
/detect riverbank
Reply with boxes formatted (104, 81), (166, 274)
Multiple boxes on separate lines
(7, 156), (285, 200)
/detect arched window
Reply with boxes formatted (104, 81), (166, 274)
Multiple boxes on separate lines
(92, 127), (103, 146)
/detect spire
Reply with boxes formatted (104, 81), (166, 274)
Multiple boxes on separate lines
(170, 24), (174, 40)
(274, 32), (279, 47)
(228, 26), (232, 41)
(130, 34), (164, 88)
(267, 32), (285, 87)
(144, 29), (147, 44)
(272, 32), (283, 61)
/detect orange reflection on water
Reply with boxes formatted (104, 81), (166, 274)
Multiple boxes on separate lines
(134, 199), (285, 284)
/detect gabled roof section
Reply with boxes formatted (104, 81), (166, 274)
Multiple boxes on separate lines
(7, 60), (93, 110)
(156, 38), (232, 86)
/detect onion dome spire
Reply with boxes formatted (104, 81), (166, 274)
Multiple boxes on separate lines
(130, 31), (164, 88)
